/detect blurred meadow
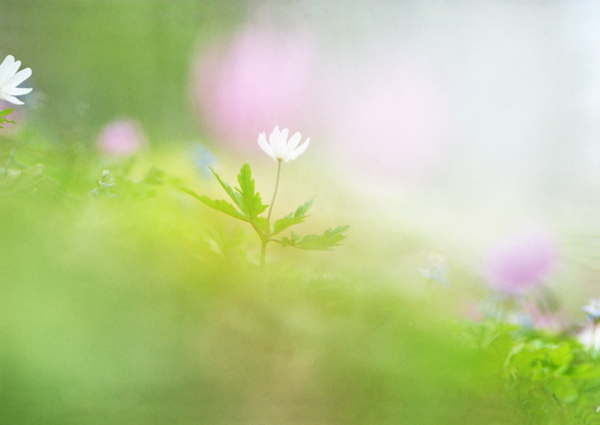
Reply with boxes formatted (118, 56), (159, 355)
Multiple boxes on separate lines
(2, 0), (600, 424)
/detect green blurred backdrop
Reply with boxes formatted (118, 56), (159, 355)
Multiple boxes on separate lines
(0, 0), (243, 142)
(0, 1), (543, 424)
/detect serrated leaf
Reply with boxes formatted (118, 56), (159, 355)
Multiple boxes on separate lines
(281, 225), (349, 250)
(234, 163), (268, 219)
(254, 216), (268, 233)
(208, 166), (244, 211)
(273, 198), (313, 235)
(179, 187), (247, 222)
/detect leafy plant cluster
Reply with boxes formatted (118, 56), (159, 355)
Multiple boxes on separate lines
(468, 321), (600, 424)
(181, 163), (348, 264)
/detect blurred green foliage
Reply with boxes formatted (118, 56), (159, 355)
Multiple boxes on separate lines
(0, 137), (524, 424)
(0, 0), (244, 142)
(469, 321), (600, 424)
(3, 4), (600, 421)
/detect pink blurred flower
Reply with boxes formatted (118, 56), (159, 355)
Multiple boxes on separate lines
(482, 227), (559, 295)
(97, 120), (146, 157)
(192, 27), (314, 150)
(320, 50), (451, 182)
(521, 301), (563, 331)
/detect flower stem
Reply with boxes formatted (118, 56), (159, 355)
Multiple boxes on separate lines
(266, 160), (282, 233)
(260, 159), (282, 268)
(260, 239), (267, 269)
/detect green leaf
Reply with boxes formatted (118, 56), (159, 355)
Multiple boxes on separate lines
(281, 225), (349, 250)
(235, 163), (268, 220)
(273, 198), (313, 235)
(179, 188), (247, 222)
(0, 108), (14, 117)
(208, 166), (244, 211)
(0, 117), (15, 128)
(254, 216), (268, 233)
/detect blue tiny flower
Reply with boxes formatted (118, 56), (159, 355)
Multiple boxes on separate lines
(191, 144), (216, 178)
(582, 298), (600, 324)
(419, 254), (449, 287)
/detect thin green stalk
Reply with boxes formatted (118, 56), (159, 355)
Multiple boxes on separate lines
(260, 159), (282, 268)
(266, 160), (282, 234)
(260, 239), (267, 268)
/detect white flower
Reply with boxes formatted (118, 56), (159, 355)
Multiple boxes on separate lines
(258, 126), (310, 162)
(0, 55), (32, 105)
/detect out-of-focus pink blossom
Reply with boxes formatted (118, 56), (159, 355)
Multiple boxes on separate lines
(192, 27), (314, 151)
(320, 50), (451, 181)
(521, 301), (563, 331)
(482, 227), (559, 294)
(97, 120), (146, 157)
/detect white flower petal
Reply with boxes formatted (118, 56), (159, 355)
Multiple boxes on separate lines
(4, 87), (32, 96)
(269, 126), (286, 159)
(269, 125), (281, 144)
(258, 132), (275, 159)
(277, 127), (290, 158)
(0, 91), (24, 105)
(8, 60), (21, 78)
(259, 126), (310, 162)
(286, 138), (310, 161)
(268, 126), (279, 156)
(0, 55), (15, 84)
(3, 67), (31, 88)
(284, 132), (302, 156)
(1, 60), (22, 87)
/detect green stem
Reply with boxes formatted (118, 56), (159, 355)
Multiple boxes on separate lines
(260, 159), (282, 268)
(260, 239), (267, 269)
(266, 160), (282, 233)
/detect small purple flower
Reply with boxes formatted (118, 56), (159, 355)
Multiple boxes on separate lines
(583, 299), (600, 324)
(482, 226), (559, 295)
(97, 119), (146, 158)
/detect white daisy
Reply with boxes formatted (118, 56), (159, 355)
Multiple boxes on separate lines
(0, 55), (32, 105)
(258, 126), (310, 162)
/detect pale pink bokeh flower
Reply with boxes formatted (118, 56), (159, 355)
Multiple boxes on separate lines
(320, 49), (451, 182)
(97, 120), (146, 158)
(192, 27), (314, 151)
(482, 227), (559, 295)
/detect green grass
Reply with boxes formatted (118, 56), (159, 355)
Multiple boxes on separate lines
(0, 139), (524, 424)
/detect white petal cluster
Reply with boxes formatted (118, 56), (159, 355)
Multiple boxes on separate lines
(0, 55), (32, 105)
(258, 126), (310, 162)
